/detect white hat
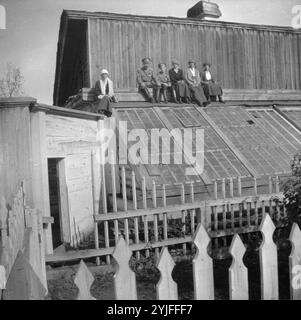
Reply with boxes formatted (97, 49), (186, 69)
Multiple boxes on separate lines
(100, 69), (109, 75)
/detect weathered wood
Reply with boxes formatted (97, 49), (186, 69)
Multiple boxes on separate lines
(156, 247), (178, 300)
(3, 251), (46, 300)
(94, 193), (284, 221)
(74, 260), (96, 300)
(259, 214), (278, 300)
(289, 223), (301, 300)
(229, 234), (248, 300)
(56, 11), (301, 106)
(113, 236), (137, 300)
(192, 224), (214, 300)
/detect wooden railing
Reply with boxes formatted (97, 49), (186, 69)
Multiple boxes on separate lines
(46, 154), (285, 265)
(91, 159), (285, 265)
(70, 216), (301, 300)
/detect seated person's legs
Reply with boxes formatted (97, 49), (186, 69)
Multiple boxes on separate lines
(139, 82), (155, 103)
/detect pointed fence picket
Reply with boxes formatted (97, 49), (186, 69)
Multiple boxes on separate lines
(259, 214), (279, 300)
(229, 234), (248, 300)
(156, 247), (178, 300)
(68, 215), (301, 301)
(289, 223), (301, 300)
(192, 224), (214, 300)
(112, 236), (137, 300)
(74, 260), (96, 300)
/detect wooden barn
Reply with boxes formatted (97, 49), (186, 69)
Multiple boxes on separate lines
(44, 8), (301, 256)
(54, 9), (301, 105)
(3, 7), (301, 260)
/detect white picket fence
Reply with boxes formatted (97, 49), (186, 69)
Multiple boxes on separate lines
(72, 214), (301, 300)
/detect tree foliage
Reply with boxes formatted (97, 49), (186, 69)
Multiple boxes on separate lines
(283, 153), (301, 226)
(0, 63), (24, 97)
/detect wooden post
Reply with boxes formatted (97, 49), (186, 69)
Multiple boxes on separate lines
(237, 176), (242, 197)
(181, 183), (187, 255)
(229, 178), (234, 198)
(152, 181), (159, 259)
(122, 166), (130, 244)
(101, 147), (110, 265)
(268, 176), (273, 194)
(142, 176), (149, 257)
(110, 151), (119, 245)
(113, 237), (137, 300)
(259, 214), (278, 300)
(275, 176), (280, 193)
(289, 223), (301, 300)
(221, 178), (226, 199)
(254, 177), (258, 196)
(190, 182), (196, 234)
(156, 247), (178, 300)
(229, 234), (248, 300)
(192, 224), (214, 300)
(132, 171), (140, 259)
(213, 180), (218, 200)
(162, 185), (168, 241)
(91, 151), (100, 266)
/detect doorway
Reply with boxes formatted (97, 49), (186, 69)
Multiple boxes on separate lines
(48, 158), (62, 249)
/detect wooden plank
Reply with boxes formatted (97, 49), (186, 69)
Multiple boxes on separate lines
(74, 260), (96, 300)
(156, 247), (178, 300)
(112, 237), (137, 300)
(289, 223), (301, 300)
(229, 234), (248, 300)
(192, 224), (214, 300)
(259, 214), (278, 300)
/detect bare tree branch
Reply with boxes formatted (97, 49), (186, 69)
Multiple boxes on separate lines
(0, 63), (24, 97)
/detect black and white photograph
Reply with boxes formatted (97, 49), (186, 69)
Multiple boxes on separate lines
(1, 0), (301, 305)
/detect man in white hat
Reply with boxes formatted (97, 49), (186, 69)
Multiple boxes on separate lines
(94, 69), (117, 117)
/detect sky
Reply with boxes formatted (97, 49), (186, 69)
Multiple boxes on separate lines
(0, 0), (300, 105)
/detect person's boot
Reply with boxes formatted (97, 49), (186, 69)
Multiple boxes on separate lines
(179, 97), (183, 104)
(144, 88), (154, 103)
(155, 89), (161, 103)
(163, 89), (168, 104)
(218, 95), (225, 104)
(185, 97), (191, 104)
(171, 89), (179, 104)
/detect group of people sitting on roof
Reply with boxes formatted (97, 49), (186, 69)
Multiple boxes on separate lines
(137, 57), (225, 106)
(93, 58), (225, 117)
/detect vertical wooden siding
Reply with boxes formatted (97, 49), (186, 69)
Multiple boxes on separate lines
(88, 17), (301, 91)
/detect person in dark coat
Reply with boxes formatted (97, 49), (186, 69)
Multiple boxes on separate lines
(156, 63), (171, 103)
(200, 63), (225, 103)
(93, 69), (117, 117)
(136, 58), (160, 103)
(184, 59), (207, 107)
(169, 60), (191, 104)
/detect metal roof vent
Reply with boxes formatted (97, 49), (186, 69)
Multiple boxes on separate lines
(187, 1), (222, 20)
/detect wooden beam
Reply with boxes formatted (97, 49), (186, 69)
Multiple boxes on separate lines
(45, 236), (193, 263)
(94, 192), (283, 221)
